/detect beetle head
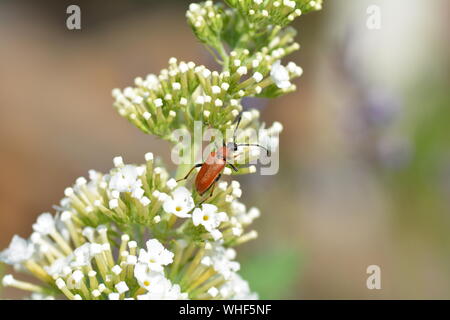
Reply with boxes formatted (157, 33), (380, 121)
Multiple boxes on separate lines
(227, 142), (238, 152)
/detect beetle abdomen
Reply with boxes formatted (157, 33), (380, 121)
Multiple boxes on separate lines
(195, 159), (225, 195)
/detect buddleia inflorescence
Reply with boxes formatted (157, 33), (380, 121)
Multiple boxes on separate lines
(0, 0), (322, 300)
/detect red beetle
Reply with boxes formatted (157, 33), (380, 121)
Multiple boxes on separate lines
(177, 114), (270, 203)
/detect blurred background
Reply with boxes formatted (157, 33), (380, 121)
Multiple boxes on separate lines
(0, 0), (449, 299)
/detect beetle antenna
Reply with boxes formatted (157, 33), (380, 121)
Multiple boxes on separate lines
(236, 143), (271, 156)
(233, 114), (242, 144)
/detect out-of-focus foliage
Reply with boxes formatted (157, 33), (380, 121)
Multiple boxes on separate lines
(239, 246), (302, 299)
(388, 83), (450, 248)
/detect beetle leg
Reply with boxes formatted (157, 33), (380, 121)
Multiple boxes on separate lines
(227, 163), (239, 172)
(176, 164), (203, 182)
(199, 174), (221, 205)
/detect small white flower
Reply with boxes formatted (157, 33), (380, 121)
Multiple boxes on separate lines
(92, 290), (101, 298)
(237, 66), (248, 76)
(113, 156), (124, 167)
(192, 204), (228, 234)
(115, 281), (129, 294)
(221, 82), (230, 91)
(162, 187), (195, 218)
(253, 72), (263, 83)
(111, 190), (120, 199)
(0, 235), (34, 265)
(45, 257), (71, 277)
(157, 191), (171, 203)
(154, 98), (163, 107)
(137, 239), (174, 272)
(210, 229), (223, 241)
(195, 95), (205, 105)
(71, 270), (84, 284)
(203, 243), (240, 280)
(89, 243), (103, 256)
(55, 278), (66, 289)
(232, 188), (242, 198)
(287, 61), (303, 77)
(219, 273), (258, 299)
(108, 293), (120, 300)
(137, 277), (187, 300)
(112, 265), (122, 275)
(179, 62), (189, 73)
(208, 286), (219, 297)
(202, 68), (211, 78)
(71, 243), (92, 267)
(270, 60), (291, 89)
(283, 0), (296, 9)
(134, 263), (167, 290)
(109, 165), (143, 194)
(2, 274), (15, 286)
(140, 196), (151, 206)
(248, 207), (260, 220)
(109, 199), (119, 209)
(189, 3), (201, 12)
(98, 283), (107, 292)
(211, 85), (221, 94)
(166, 178), (178, 190)
(172, 82), (181, 90)
(123, 87), (135, 99)
(75, 177), (87, 186)
(180, 97), (188, 105)
(131, 186), (145, 200)
(32, 213), (56, 235)
(82, 227), (96, 242)
(144, 152), (154, 161)
(30, 293), (55, 300)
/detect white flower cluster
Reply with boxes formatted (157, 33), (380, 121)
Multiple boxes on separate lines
(225, 0), (323, 28)
(60, 154), (261, 244)
(113, 0), (314, 142)
(186, 2), (229, 55)
(0, 153), (259, 300)
(113, 58), (243, 139)
(113, 54), (295, 143)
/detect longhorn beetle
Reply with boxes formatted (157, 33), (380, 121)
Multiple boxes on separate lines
(177, 114), (270, 204)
